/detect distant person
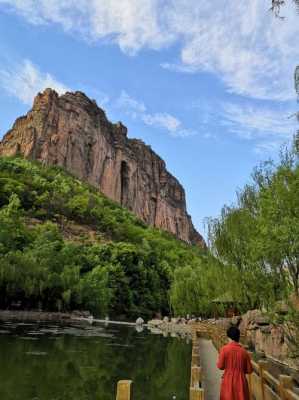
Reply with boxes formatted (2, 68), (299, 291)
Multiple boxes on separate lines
(217, 326), (253, 400)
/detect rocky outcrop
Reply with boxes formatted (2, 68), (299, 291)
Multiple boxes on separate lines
(216, 310), (297, 368)
(147, 318), (192, 337)
(239, 310), (289, 361)
(0, 89), (204, 246)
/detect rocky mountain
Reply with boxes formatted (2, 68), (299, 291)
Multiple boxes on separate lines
(0, 89), (204, 246)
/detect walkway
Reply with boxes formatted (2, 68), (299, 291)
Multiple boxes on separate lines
(198, 338), (222, 400)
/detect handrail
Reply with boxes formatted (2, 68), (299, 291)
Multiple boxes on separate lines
(286, 388), (299, 400)
(263, 369), (280, 389)
(116, 380), (132, 400)
(114, 321), (299, 400)
(192, 322), (299, 400)
(190, 335), (205, 400)
(114, 334), (205, 400)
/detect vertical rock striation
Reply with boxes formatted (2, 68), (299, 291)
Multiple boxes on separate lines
(0, 89), (205, 246)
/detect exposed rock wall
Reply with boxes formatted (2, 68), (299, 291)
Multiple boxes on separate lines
(0, 89), (204, 246)
(215, 311), (296, 368)
(239, 310), (289, 362)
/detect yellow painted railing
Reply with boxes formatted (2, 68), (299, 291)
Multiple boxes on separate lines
(116, 380), (133, 400)
(192, 322), (299, 400)
(190, 336), (205, 400)
(115, 331), (205, 400)
(247, 358), (299, 400)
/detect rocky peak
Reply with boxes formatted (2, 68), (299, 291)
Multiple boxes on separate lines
(0, 88), (205, 247)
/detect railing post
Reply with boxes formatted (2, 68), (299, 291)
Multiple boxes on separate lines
(191, 366), (202, 388)
(192, 349), (200, 366)
(258, 360), (268, 400)
(279, 375), (293, 400)
(116, 380), (133, 400)
(247, 373), (253, 400)
(247, 352), (253, 400)
(190, 387), (204, 400)
(190, 331), (205, 400)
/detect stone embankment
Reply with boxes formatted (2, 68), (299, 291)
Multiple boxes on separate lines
(147, 317), (193, 336)
(214, 310), (299, 371)
(149, 311), (299, 372)
(240, 310), (289, 362)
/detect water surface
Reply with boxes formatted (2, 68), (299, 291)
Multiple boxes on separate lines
(0, 320), (191, 400)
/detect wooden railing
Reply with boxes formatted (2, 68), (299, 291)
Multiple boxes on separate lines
(115, 332), (205, 400)
(114, 322), (299, 400)
(192, 322), (299, 400)
(190, 336), (205, 400)
(116, 380), (132, 400)
(248, 358), (299, 400)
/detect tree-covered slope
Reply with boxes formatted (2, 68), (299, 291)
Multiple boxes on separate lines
(170, 142), (299, 319)
(2, 147), (298, 321)
(0, 156), (207, 319)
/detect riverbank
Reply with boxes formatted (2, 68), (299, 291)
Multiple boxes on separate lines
(148, 316), (299, 382)
(0, 310), (91, 322)
(147, 318), (192, 337)
(0, 310), (147, 330)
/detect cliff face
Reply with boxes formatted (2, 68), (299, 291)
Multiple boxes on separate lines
(0, 89), (204, 246)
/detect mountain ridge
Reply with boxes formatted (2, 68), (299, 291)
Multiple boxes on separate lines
(0, 88), (204, 247)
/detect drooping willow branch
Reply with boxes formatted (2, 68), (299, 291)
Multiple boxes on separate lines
(295, 66), (299, 153)
(271, 0), (286, 17)
(271, 0), (299, 16)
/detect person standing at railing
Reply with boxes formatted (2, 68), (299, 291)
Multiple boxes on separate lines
(217, 326), (253, 400)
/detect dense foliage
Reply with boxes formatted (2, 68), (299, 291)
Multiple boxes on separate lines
(0, 156), (208, 319)
(170, 138), (299, 318)
(207, 143), (299, 311)
(1, 145), (298, 320)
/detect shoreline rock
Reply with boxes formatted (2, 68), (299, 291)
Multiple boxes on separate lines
(147, 318), (192, 337)
(214, 310), (299, 370)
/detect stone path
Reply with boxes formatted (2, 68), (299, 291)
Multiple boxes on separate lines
(198, 338), (222, 400)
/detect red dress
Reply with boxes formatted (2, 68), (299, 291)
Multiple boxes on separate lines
(217, 341), (253, 400)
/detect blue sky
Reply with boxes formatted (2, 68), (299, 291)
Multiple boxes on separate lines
(0, 1), (298, 238)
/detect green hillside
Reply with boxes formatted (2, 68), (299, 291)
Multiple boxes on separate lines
(0, 156), (207, 319)
(1, 146), (298, 321)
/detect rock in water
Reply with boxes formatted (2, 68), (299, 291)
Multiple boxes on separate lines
(0, 88), (205, 247)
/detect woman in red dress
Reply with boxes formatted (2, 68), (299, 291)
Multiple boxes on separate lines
(217, 326), (253, 400)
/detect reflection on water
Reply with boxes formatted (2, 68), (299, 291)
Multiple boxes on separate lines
(0, 321), (191, 400)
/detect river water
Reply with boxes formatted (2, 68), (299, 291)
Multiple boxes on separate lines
(0, 320), (191, 400)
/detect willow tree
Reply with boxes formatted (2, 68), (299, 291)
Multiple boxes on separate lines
(208, 140), (299, 310)
(295, 67), (299, 149)
(271, 0), (299, 16)
(207, 199), (280, 310)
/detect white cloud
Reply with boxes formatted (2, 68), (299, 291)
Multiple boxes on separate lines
(0, 0), (173, 54)
(0, 0), (298, 100)
(117, 90), (146, 116)
(95, 93), (110, 108)
(253, 141), (282, 155)
(79, 86), (110, 108)
(0, 58), (194, 138)
(166, 0), (299, 101)
(116, 91), (195, 137)
(221, 102), (297, 138)
(160, 62), (197, 74)
(219, 101), (298, 152)
(0, 59), (68, 105)
(143, 113), (181, 132)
